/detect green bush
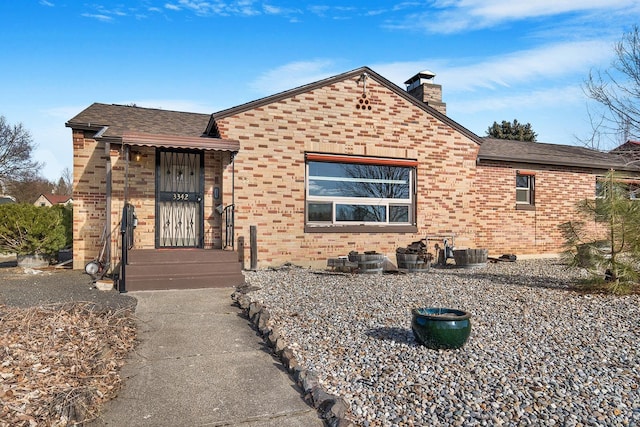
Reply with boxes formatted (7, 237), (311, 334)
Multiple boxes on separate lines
(52, 204), (73, 247)
(0, 204), (66, 258)
(560, 171), (640, 294)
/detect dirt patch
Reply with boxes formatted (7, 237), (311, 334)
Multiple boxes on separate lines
(0, 263), (138, 426)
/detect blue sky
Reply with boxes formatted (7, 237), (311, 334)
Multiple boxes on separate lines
(1, 1), (639, 181)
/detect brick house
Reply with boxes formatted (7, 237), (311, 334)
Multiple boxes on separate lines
(34, 193), (73, 207)
(66, 66), (638, 290)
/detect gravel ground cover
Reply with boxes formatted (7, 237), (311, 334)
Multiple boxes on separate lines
(244, 259), (640, 427)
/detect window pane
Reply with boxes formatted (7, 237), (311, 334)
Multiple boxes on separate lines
(516, 175), (529, 188)
(390, 205), (409, 223)
(336, 204), (386, 222)
(308, 161), (410, 199)
(308, 203), (332, 222)
(516, 189), (529, 203)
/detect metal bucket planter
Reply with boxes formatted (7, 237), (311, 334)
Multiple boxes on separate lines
(348, 252), (384, 274)
(411, 307), (472, 350)
(396, 253), (430, 272)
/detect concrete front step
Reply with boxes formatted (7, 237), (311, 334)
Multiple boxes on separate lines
(123, 249), (244, 291)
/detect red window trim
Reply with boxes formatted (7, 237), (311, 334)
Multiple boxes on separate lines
(306, 153), (418, 167)
(516, 170), (536, 176)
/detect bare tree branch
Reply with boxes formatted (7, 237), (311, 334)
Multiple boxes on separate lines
(0, 115), (43, 181)
(583, 25), (640, 149)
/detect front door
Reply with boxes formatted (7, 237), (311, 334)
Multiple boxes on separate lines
(156, 149), (204, 248)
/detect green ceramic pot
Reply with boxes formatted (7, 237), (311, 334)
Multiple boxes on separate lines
(411, 307), (472, 349)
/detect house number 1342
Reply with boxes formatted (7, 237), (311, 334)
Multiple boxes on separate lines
(172, 193), (189, 201)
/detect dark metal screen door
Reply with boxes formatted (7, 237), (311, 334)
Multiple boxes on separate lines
(156, 149), (204, 248)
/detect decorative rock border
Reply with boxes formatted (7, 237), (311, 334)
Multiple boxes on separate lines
(232, 287), (354, 427)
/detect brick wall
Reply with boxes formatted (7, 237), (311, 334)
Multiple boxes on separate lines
(72, 74), (615, 270)
(73, 132), (229, 270)
(475, 160), (601, 255)
(216, 76), (481, 268)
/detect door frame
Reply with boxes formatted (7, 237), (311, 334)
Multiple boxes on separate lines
(154, 148), (205, 248)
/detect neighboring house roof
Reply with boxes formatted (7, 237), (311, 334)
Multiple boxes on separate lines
(478, 138), (640, 172)
(207, 66), (484, 145)
(611, 140), (640, 157)
(0, 195), (16, 205)
(37, 194), (73, 205)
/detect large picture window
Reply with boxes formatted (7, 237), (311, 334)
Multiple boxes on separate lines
(306, 154), (416, 227)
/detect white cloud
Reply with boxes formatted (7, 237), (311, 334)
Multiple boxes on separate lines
(454, 0), (637, 21)
(451, 85), (584, 114)
(39, 0), (54, 7)
(169, 0), (260, 17)
(249, 60), (341, 95)
(81, 13), (113, 22)
(388, 0), (639, 34)
(371, 39), (613, 93)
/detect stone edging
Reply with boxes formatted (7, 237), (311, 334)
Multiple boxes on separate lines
(231, 288), (355, 427)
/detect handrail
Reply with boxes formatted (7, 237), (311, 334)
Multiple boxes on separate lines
(223, 204), (235, 249)
(118, 203), (135, 293)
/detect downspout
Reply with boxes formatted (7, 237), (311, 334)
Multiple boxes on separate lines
(232, 151), (236, 214)
(124, 144), (130, 204)
(105, 141), (112, 266)
(231, 151), (236, 249)
(95, 126), (112, 269)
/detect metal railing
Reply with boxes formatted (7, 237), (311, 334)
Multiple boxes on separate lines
(224, 204), (235, 249)
(118, 203), (136, 293)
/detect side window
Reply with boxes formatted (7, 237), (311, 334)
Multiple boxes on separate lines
(516, 172), (535, 208)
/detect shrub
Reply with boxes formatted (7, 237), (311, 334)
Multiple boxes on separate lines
(0, 204), (66, 258)
(560, 171), (640, 294)
(52, 204), (73, 247)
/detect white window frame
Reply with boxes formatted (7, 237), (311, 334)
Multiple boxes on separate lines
(516, 173), (535, 206)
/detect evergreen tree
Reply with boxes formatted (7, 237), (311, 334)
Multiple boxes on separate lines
(560, 170), (640, 293)
(486, 119), (538, 142)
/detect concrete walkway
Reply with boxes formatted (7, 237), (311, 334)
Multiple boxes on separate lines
(90, 288), (324, 427)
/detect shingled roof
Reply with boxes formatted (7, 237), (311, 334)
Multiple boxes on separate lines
(478, 138), (639, 172)
(66, 103), (211, 139)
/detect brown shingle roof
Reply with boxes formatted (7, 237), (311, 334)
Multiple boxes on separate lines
(66, 103), (211, 139)
(42, 194), (72, 204)
(478, 138), (639, 171)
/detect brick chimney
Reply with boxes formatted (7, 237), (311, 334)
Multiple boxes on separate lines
(405, 70), (446, 115)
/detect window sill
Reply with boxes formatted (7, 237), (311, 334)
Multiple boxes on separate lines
(516, 204), (536, 211)
(305, 224), (418, 233)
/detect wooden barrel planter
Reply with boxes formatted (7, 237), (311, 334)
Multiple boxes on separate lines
(396, 253), (430, 272)
(348, 252), (384, 274)
(453, 249), (488, 268)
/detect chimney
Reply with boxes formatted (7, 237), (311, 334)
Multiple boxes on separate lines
(405, 70), (446, 115)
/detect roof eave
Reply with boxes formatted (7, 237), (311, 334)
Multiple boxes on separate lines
(477, 155), (638, 172)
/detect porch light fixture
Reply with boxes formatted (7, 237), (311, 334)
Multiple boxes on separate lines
(132, 151), (142, 162)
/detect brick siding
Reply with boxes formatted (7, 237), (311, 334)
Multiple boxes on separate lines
(72, 74), (610, 270)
